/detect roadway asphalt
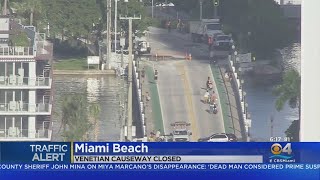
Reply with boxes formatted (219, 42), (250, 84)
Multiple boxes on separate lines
(148, 27), (225, 141)
(156, 61), (190, 137)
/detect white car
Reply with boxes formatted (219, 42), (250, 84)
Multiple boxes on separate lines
(198, 133), (229, 142)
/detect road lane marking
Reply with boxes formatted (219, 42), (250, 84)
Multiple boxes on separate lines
(176, 62), (199, 141)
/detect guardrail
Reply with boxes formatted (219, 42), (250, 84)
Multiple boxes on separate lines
(132, 60), (146, 138)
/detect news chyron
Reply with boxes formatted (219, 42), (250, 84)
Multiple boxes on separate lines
(27, 143), (150, 162)
(0, 142), (300, 166)
(28, 143), (174, 163)
(24, 142), (297, 163)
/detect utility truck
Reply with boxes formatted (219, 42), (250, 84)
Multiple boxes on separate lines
(134, 36), (151, 55)
(189, 19), (223, 43)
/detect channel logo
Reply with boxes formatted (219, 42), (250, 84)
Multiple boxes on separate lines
(269, 143), (295, 163)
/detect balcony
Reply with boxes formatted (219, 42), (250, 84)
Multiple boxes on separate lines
(0, 128), (52, 141)
(0, 46), (34, 57)
(0, 102), (52, 115)
(0, 76), (52, 89)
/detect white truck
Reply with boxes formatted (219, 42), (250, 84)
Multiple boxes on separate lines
(134, 36), (151, 55)
(189, 19), (223, 43)
(169, 122), (192, 142)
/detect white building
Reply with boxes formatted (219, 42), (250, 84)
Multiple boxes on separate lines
(0, 15), (53, 141)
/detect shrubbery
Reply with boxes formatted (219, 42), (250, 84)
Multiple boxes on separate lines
(10, 32), (29, 47)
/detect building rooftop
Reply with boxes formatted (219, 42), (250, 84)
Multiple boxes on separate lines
(281, 4), (301, 19)
(0, 16), (53, 60)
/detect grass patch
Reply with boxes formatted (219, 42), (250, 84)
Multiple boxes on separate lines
(210, 65), (234, 134)
(53, 57), (98, 70)
(145, 66), (164, 134)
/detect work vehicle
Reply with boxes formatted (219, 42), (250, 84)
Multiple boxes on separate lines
(213, 34), (234, 50)
(169, 122), (192, 142)
(189, 19), (223, 43)
(134, 36), (151, 54)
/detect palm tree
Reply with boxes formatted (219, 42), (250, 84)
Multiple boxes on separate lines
(273, 69), (301, 112)
(26, 0), (42, 26)
(273, 69), (301, 141)
(9, 0), (42, 26)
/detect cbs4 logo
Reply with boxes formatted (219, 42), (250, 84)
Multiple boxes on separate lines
(271, 143), (292, 155)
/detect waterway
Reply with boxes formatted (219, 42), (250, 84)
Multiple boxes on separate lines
(51, 75), (128, 141)
(245, 43), (300, 141)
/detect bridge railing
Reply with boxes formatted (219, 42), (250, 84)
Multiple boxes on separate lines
(132, 60), (146, 139)
(226, 54), (252, 142)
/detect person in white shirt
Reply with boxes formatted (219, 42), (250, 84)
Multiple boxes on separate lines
(204, 90), (210, 103)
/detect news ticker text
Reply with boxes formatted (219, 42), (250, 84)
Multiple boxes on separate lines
(0, 163), (319, 171)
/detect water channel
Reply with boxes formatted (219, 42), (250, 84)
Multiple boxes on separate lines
(51, 75), (128, 141)
(245, 43), (300, 141)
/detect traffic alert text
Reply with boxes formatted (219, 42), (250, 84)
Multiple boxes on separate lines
(74, 143), (148, 153)
(30, 144), (68, 162)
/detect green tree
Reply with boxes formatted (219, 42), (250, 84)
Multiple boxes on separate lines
(273, 69), (300, 111)
(172, 0), (295, 58)
(59, 94), (92, 141)
(10, 0), (151, 40)
(285, 120), (299, 142)
(116, 0), (152, 34)
(26, 0), (42, 26)
(41, 0), (101, 40)
(171, 0), (197, 14)
(9, 0), (43, 26)
(273, 69), (301, 141)
(10, 31), (29, 46)
(220, 0), (294, 57)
